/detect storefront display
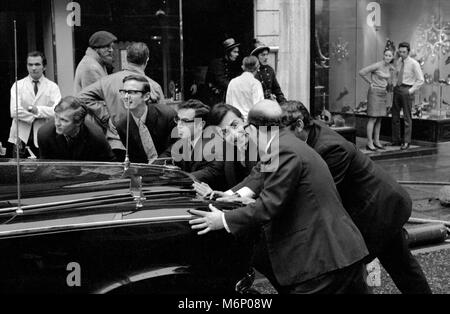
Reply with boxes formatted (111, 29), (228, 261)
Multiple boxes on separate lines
(313, 0), (450, 141)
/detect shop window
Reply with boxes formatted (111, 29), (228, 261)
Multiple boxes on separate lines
(313, 0), (450, 123)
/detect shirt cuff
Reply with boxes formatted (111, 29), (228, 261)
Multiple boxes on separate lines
(235, 187), (255, 199)
(224, 190), (234, 196)
(221, 212), (231, 233)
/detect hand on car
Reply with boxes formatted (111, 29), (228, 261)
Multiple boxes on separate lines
(193, 181), (213, 198)
(188, 204), (224, 235)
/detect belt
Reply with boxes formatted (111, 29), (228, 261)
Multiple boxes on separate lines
(397, 84), (413, 88)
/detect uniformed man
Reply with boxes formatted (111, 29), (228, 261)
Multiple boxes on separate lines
(204, 38), (242, 106)
(250, 39), (286, 104)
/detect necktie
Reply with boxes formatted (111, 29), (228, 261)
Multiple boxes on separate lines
(138, 119), (158, 162)
(33, 80), (39, 95)
(397, 60), (405, 86)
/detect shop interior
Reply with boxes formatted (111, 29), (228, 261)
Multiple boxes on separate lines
(313, 0), (450, 142)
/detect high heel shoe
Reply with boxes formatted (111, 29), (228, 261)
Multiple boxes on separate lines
(366, 145), (378, 152)
(374, 143), (386, 150)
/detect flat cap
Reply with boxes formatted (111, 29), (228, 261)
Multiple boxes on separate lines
(89, 31), (117, 48)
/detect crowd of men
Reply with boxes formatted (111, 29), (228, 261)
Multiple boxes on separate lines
(7, 32), (432, 294)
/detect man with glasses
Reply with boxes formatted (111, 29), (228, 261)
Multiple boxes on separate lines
(189, 99), (370, 294)
(115, 75), (176, 164)
(172, 99), (223, 187)
(78, 42), (165, 161)
(74, 31), (117, 94)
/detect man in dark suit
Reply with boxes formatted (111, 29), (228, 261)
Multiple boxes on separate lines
(116, 75), (177, 164)
(277, 100), (431, 294)
(38, 96), (115, 162)
(171, 99), (223, 188)
(189, 100), (369, 294)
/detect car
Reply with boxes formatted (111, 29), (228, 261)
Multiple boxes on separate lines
(0, 158), (255, 294)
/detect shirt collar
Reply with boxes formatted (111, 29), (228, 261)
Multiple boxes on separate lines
(28, 75), (45, 83)
(131, 105), (148, 125)
(124, 63), (145, 75)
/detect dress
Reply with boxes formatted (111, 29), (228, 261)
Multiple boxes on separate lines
(360, 61), (393, 117)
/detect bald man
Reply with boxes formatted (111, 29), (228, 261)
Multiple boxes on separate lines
(189, 100), (370, 294)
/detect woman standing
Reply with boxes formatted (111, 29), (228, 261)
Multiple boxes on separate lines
(359, 49), (395, 151)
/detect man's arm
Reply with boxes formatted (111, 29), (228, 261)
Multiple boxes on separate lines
(317, 143), (352, 187)
(10, 83), (35, 123)
(410, 61), (424, 94)
(35, 83), (62, 119)
(252, 81), (265, 105)
(231, 162), (264, 196)
(210, 60), (230, 90)
(272, 75), (286, 104)
(224, 150), (301, 237)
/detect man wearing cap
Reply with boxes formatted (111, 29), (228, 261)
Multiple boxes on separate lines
(251, 39), (286, 104)
(204, 38), (242, 106)
(73, 31), (117, 94)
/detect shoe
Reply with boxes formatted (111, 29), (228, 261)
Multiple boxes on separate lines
(366, 145), (378, 152)
(401, 143), (410, 150)
(374, 143), (386, 150)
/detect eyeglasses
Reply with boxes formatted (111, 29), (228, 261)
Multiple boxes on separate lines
(174, 117), (195, 125)
(119, 89), (146, 97)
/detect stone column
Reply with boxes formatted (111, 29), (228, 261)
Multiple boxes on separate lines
(52, 0), (75, 96)
(278, 0), (310, 109)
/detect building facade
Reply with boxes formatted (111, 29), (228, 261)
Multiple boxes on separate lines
(1, 0), (311, 152)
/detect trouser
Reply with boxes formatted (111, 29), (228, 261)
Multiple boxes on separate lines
(392, 85), (413, 144)
(377, 229), (432, 294)
(252, 239), (370, 294)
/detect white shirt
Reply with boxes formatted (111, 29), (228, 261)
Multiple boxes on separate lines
(396, 56), (424, 94)
(226, 72), (264, 120)
(9, 75), (61, 147)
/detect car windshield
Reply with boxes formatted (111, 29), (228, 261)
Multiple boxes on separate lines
(0, 159), (195, 210)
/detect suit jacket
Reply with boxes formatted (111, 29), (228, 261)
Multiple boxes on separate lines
(225, 130), (368, 286)
(73, 47), (108, 94)
(172, 136), (224, 189)
(116, 103), (177, 164)
(38, 119), (115, 162)
(255, 65), (286, 104)
(306, 121), (412, 254)
(9, 76), (62, 147)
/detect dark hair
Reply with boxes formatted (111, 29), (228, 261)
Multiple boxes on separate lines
(398, 42), (410, 53)
(243, 56), (259, 72)
(54, 96), (87, 124)
(27, 51), (47, 67)
(127, 42), (149, 66)
(280, 100), (313, 130)
(178, 99), (210, 121)
(122, 74), (151, 94)
(383, 48), (395, 64)
(207, 103), (243, 126)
